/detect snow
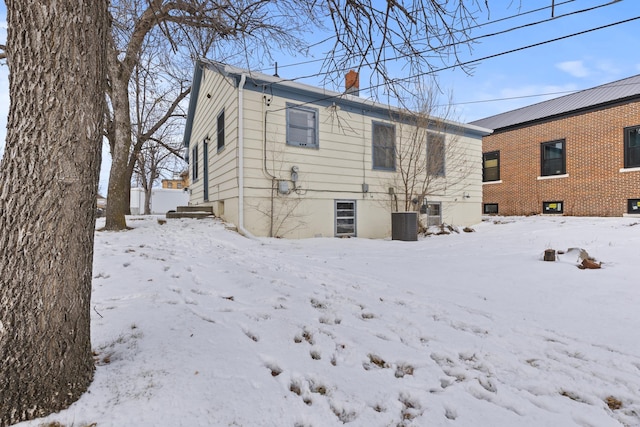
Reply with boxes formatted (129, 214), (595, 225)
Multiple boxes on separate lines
(16, 215), (640, 427)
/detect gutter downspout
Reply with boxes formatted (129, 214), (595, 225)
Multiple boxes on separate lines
(237, 73), (257, 239)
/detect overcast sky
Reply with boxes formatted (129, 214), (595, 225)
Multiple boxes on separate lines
(0, 0), (638, 194)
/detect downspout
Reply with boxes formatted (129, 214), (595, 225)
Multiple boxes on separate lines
(237, 73), (257, 239)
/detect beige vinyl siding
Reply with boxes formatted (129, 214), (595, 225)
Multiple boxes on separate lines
(188, 70), (239, 215)
(187, 63), (485, 238)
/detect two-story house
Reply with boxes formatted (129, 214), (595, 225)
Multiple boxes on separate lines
(182, 60), (490, 238)
(473, 74), (640, 217)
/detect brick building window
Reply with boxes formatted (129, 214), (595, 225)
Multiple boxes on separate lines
(624, 126), (640, 168)
(541, 140), (565, 176)
(483, 151), (500, 182)
(543, 201), (563, 214)
(483, 203), (498, 214)
(628, 199), (640, 214)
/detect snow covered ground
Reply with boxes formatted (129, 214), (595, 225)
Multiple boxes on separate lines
(17, 215), (640, 427)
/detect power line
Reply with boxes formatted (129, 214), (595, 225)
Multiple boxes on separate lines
(259, 0), (578, 74)
(260, 0), (620, 92)
(268, 14), (640, 112)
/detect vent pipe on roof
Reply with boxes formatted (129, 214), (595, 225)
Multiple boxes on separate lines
(345, 70), (359, 96)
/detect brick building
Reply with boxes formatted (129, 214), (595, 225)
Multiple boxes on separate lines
(471, 75), (640, 217)
(161, 170), (189, 190)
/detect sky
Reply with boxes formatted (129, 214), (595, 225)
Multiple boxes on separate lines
(13, 214), (640, 426)
(0, 0), (639, 193)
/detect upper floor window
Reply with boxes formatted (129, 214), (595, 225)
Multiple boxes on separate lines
(217, 109), (225, 151)
(483, 151), (500, 182)
(624, 125), (640, 168)
(427, 132), (445, 177)
(372, 122), (395, 170)
(541, 139), (566, 176)
(287, 104), (318, 148)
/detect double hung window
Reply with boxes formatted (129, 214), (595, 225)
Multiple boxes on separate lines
(483, 151), (500, 182)
(624, 126), (640, 168)
(541, 140), (566, 176)
(427, 133), (445, 177)
(287, 104), (318, 148)
(372, 122), (395, 170)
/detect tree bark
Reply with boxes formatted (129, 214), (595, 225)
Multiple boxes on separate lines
(104, 55), (133, 230)
(0, 0), (108, 425)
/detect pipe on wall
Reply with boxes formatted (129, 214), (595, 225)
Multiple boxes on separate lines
(237, 73), (257, 239)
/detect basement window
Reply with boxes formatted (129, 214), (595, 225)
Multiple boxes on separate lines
(542, 201), (563, 214)
(628, 199), (640, 214)
(483, 203), (498, 215)
(335, 200), (356, 237)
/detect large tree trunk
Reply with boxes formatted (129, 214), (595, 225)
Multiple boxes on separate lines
(104, 62), (133, 230)
(0, 0), (108, 425)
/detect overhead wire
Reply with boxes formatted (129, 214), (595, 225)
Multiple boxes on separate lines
(258, 0), (578, 74)
(263, 0), (621, 86)
(265, 14), (640, 113)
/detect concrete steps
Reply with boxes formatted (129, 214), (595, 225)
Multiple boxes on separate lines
(166, 205), (214, 219)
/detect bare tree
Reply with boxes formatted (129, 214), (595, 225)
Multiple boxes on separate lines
(128, 38), (188, 215)
(103, 1), (495, 231)
(387, 86), (473, 227)
(133, 139), (183, 214)
(0, 0), (108, 424)
(104, 0), (317, 230)
(322, 0), (488, 102)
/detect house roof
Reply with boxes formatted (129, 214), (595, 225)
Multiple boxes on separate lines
(469, 74), (640, 131)
(183, 59), (492, 148)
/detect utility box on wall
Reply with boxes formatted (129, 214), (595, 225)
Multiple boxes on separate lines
(391, 212), (418, 241)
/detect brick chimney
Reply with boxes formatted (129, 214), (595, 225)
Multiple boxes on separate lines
(345, 70), (359, 96)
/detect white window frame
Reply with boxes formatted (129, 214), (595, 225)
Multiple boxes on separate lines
(286, 104), (318, 148)
(335, 200), (356, 237)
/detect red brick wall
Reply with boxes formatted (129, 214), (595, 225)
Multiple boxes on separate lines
(482, 100), (640, 216)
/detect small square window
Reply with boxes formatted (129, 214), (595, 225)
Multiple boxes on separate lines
(543, 201), (563, 214)
(628, 199), (640, 214)
(422, 201), (441, 226)
(483, 203), (498, 214)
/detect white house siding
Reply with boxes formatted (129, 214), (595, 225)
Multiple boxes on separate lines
(187, 68), (239, 213)
(185, 62), (489, 239)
